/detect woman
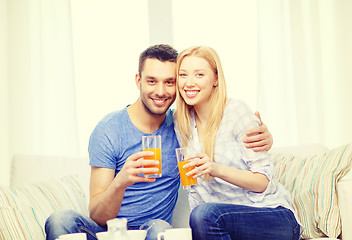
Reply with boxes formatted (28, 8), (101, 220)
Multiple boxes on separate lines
(174, 46), (301, 240)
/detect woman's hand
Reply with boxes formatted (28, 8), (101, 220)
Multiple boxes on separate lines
(183, 153), (221, 178)
(181, 152), (269, 192)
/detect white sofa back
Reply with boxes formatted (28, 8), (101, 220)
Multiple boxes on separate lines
(11, 154), (90, 186)
(11, 154), (91, 205)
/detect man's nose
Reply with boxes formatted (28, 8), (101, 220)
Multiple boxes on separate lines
(155, 83), (166, 96)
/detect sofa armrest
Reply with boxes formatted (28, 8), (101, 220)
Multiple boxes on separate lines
(337, 168), (352, 240)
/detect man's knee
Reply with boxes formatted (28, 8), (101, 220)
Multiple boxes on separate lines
(45, 209), (79, 228)
(140, 219), (172, 240)
(45, 209), (84, 240)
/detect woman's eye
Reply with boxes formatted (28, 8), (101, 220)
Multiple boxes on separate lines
(179, 73), (187, 77)
(196, 73), (204, 77)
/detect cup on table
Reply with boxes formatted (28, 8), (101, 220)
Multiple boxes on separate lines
(157, 228), (192, 240)
(96, 230), (147, 240)
(175, 148), (198, 190)
(58, 232), (87, 240)
(142, 135), (162, 178)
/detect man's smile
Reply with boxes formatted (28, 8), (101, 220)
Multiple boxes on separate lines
(152, 98), (169, 107)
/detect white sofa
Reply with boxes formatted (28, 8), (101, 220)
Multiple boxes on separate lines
(1, 144), (351, 240)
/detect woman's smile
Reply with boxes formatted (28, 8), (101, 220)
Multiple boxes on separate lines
(184, 90), (200, 98)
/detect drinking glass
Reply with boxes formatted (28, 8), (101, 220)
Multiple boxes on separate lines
(175, 147), (198, 189)
(142, 135), (162, 178)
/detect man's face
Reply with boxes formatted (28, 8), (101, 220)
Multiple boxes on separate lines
(136, 58), (177, 116)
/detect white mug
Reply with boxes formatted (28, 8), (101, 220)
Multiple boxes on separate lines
(96, 230), (147, 240)
(58, 233), (87, 240)
(157, 228), (192, 240)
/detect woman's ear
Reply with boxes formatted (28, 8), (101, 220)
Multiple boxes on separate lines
(214, 77), (219, 87)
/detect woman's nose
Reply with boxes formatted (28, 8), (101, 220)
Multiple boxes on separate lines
(185, 76), (195, 87)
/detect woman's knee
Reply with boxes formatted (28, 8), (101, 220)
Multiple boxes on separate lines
(190, 204), (217, 228)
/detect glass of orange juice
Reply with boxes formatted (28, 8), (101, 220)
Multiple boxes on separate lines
(142, 135), (162, 178)
(175, 147), (198, 189)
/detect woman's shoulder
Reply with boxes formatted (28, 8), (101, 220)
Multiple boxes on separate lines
(225, 98), (253, 115)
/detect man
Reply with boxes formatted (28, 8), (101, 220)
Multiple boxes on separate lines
(45, 44), (272, 240)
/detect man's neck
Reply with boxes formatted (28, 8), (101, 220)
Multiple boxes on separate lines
(127, 98), (166, 134)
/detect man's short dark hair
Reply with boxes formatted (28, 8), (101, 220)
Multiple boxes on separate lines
(138, 44), (178, 75)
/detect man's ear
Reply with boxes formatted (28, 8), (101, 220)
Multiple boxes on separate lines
(135, 73), (141, 90)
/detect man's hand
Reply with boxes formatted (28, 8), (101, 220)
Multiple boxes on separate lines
(243, 111), (273, 152)
(116, 151), (160, 188)
(88, 151), (159, 226)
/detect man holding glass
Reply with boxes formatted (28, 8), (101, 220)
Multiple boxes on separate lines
(45, 44), (273, 240)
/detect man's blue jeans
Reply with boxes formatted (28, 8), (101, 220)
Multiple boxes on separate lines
(45, 209), (172, 240)
(190, 203), (300, 240)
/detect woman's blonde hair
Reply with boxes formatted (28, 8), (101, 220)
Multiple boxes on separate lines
(176, 46), (228, 163)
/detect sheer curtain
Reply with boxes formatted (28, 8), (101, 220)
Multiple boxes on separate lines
(257, 0), (352, 148)
(0, 0), (10, 185)
(1, 0), (78, 185)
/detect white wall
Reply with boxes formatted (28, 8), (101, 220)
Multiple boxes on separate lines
(70, 0), (150, 156)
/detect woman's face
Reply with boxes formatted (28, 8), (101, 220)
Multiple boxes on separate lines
(178, 56), (218, 109)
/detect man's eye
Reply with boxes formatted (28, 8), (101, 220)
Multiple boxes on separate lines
(166, 81), (175, 86)
(148, 80), (156, 84)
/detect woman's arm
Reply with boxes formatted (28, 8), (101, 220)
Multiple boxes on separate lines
(183, 153), (269, 193)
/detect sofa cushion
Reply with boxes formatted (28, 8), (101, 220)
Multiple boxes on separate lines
(270, 144), (352, 239)
(0, 175), (88, 240)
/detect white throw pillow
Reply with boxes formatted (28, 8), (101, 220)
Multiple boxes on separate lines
(270, 144), (352, 239)
(0, 175), (88, 240)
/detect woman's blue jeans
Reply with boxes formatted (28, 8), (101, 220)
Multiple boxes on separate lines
(189, 203), (300, 240)
(45, 209), (172, 240)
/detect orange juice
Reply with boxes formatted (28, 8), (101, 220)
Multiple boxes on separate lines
(143, 148), (162, 176)
(178, 161), (197, 187)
